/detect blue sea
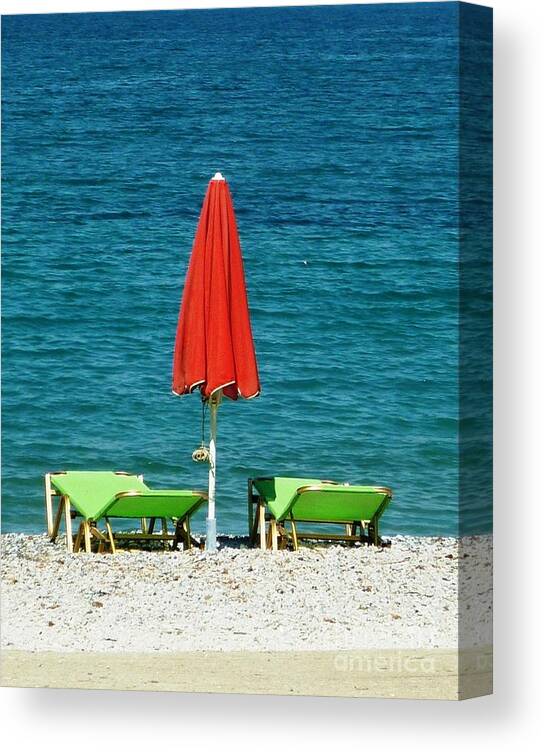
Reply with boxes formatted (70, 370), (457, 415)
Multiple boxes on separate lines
(1, 3), (492, 537)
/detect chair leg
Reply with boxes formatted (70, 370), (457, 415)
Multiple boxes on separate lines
(64, 496), (73, 553)
(247, 479), (254, 538)
(44, 474), (54, 538)
(351, 521), (361, 544)
(184, 518), (192, 550)
(50, 496), (65, 544)
(259, 502), (266, 551)
(83, 520), (92, 553)
(172, 517), (195, 551)
(270, 519), (278, 551)
(173, 519), (182, 551)
(105, 519), (116, 553)
(372, 518), (379, 546)
(95, 527), (105, 553)
(290, 518), (299, 551)
(277, 524), (286, 550)
(357, 521), (365, 544)
(90, 524), (108, 553)
(161, 518), (169, 550)
(74, 523), (84, 553)
(250, 506), (259, 547)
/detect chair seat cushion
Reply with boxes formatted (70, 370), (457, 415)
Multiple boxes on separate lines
(253, 476), (391, 522)
(106, 490), (205, 519)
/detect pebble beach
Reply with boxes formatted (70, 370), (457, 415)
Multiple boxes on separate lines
(1, 533), (492, 654)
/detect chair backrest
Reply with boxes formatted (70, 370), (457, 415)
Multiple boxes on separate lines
(49, 471), (149, 520)
(290, 485), (392, 523)
(253, 476), (333, 520)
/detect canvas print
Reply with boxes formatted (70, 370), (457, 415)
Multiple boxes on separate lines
(0, 2), (493, 700)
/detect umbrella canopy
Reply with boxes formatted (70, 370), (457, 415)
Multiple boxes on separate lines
(172, 173), (260, 550)
(172, 173), (260, 400)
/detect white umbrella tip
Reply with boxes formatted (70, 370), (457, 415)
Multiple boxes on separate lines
(211, 172), (225, 181)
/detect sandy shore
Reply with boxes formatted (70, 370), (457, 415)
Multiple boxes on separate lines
(0, 647), (492, 699)
(0, 533), (492, 698)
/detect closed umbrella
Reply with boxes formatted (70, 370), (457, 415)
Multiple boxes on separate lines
(172, 173), (260, 550)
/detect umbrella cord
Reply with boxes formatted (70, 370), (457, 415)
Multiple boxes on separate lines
(192, 399), (210, 463)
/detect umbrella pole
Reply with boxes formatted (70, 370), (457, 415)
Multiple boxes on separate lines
(205, 394), (220, 551)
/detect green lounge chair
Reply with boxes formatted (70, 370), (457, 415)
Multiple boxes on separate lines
(248, 476), (392, 550)
(45, 471), (207, 553)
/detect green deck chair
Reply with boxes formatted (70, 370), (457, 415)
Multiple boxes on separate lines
(45, 471), (206, 553)
(248, 476), (392, 550)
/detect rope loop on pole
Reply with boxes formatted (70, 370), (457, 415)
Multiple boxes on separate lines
(192, 445), (210, 463)
(192, 399), (211, 463)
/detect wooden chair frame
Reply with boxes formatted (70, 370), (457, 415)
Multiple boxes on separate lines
(45, 472), (202, 553)
(247, 477), (391, 551)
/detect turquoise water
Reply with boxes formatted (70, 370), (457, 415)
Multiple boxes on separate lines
(1, 3), (492, 536)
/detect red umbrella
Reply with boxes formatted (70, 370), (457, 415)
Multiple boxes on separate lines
(172, 173), (260, 549)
